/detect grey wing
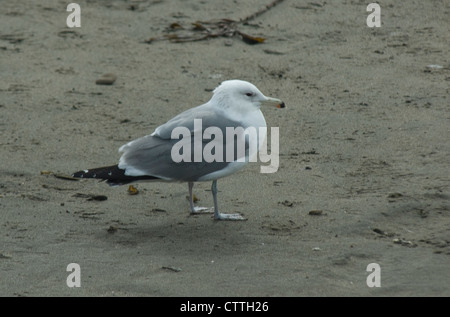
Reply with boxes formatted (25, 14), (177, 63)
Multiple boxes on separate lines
(152, 103), (216, 139)
(118, 108), (250, 182)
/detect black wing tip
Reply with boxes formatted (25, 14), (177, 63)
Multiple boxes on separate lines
(72, 165), (160, 185)
(72, 171), (85, 178)
(71, 165), (121, 180)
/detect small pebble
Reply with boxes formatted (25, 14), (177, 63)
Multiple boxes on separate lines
(162, 266), (182, 272)
(0, 253), (12, 259)
(426, 64), (443, 69)
(387, 192), (403, 199)
(95, 73), (117, 85)
(308, 210), (323, 216)
(393, 238), (416, 247)
(107, 225), (118, 233)
(224, 39), (233, 46)
(280, 200), (293, 207)
(373, 228), (385, 235)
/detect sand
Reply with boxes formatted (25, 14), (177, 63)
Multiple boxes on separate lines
(0, 0), (449, 297)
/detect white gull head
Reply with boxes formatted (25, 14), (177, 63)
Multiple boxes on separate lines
(210, 80), (284, 114)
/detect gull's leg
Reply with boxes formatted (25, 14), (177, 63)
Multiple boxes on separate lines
(211, 180), (246, 221)
(188, 182), (212, 214)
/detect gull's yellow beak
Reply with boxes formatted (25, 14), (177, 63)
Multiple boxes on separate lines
(262, 96), (285, 109)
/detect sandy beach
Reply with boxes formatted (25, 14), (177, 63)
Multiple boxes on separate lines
(1, 0), (449, 296)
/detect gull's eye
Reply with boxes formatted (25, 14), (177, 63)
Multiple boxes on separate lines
(245, 92), (254, 97)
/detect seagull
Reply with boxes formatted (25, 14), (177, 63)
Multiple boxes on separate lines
(72, 80), (285, 220)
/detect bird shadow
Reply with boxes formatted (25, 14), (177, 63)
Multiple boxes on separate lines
(94, 215), (251, 257)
